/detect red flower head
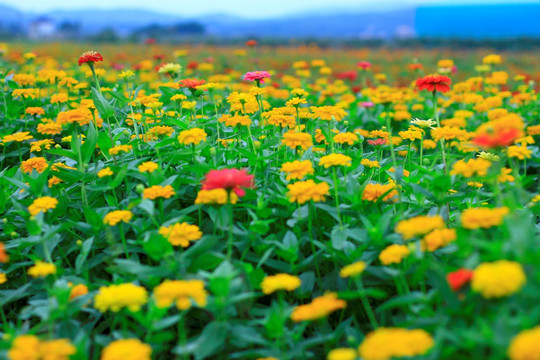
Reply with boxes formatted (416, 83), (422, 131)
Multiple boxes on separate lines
(0, 242), (8, 263)
(145, 38), (156, 45)
(408, 63), (423, 71)
(243, 71), (272, 84)
(246, 39), (258, 47)
(357, 61), (372, 70)
(201, 168), (255, 197)
(78, 51), (103, 67)
(187, 61), (199, 70)
(416, 74), (452, 93)
(447, 268), (474, 292)
(179, 78), (206, 90)
(473, 128), (521, 148)
(335, 71), (357, 82)
(154, 53), (165, 61)
(367, 138), (387, 146)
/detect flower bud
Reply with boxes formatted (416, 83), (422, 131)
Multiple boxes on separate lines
(135, 184), (145, 193)
(254, 141), (261, 149)
(209, 147), (216, 156)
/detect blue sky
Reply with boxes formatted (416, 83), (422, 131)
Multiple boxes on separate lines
(2, 0), (538, 18)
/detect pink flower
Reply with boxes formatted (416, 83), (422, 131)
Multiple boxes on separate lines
(243, 71), (271, 84)
(357, 61), (372, 70)
(359, 101), (375, 108)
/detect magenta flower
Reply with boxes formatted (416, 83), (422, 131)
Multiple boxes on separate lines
(243, 71), (271, 84)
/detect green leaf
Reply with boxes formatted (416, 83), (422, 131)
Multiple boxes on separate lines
(91, 87), (115, 120)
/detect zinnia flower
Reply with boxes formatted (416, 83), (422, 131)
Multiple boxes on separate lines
(159, 222), (202, 247)
(416, 74), (451, 93)
(261, 274), (301, 294)
(471, 260), (526, 298)
(201, 168), (254, 197)
(358, 327), (434, 360)
(447, 268), (474, 291)
(507, 326), (540, 360)
(78, 50), (103, 66)
(291, 293), (346, 322)
(243, 71), (271, 84)
(153, 279), (208, 310)
(101, 339), (152, 360)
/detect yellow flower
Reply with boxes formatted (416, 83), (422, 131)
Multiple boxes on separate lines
(362, 183), (398, 202)
(361, 159), (380, 168)
(103, 210), (133, 226)
(291, 293), (346, 322)
(109, 144), (132, 155)
(69, 283), (89, 301)
(379, 244), (410, 265)
(94, 283), (148, 312)
(431, 126), (469, 142)
(507, 145), (532, 160)
(507, 326), (540, 360)
(30, 139), (54, 152)
(138, 161), (159, 173)
(194, 189), (238, 205)
(472, 260), (526, 298)
(339, 261), (366, 278)
(28, 196), (58, 216)
(159, 223), (202, 247)
(98, 167), (113, 178)
(261, 274), (301, 294)
(483, 54), (502, 65)
(327, 348), (357, 360)
(461, 207), (509, 229)
(2, 131), (33, 143)
(8, 335), (76, 360)
(287, 180), (330, 204)
(280, 160), (314, 181)
(450, 158), (491, 178)
(310, 106), (347, 121)
(395, 215), (445, 240)
(142, 185), (175, 200)
(358, 328), (434, 360)
(333, 132), (358, 145)
(319, 154), (352, 168)
(219, 114), (252, 127)
(37, 122), (63, 135)
(411, 118), (436, 128)
(0, 272), (6, 284)
(101, 339), (152, 360)
(178, 128), (207, 145)
(28, 261), (57, 278)
(153, 279), (207, 310)
(422, 228), (456, 252)
(282, 132), (313, 150)
(21, 157), (48, 174)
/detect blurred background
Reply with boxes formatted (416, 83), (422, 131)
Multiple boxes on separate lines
(1, 0), (540, 48)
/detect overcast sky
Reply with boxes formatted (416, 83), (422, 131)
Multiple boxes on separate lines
(1, 0), (537, 18)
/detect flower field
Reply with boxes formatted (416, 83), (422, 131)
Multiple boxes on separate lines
(0, 42), (539, 360)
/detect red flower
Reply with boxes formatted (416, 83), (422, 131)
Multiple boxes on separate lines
(154, 53), (165, 61)
(78, 51), (103, 66)
(416, 75), (451, 93)
(367, 138), (387, 146)
(0, 242), (8, 263)
(187, 61), (199, 70)
(335, 71), (357, 82)
(145, 38), (156, 45)
(201, 168), (254, 197)
(473, 128), (520, 148)
(409, 63), (423, 71)
(179, 78), (206, 89)
(447, 269), (474, 291)
(246, 40), (258, 47)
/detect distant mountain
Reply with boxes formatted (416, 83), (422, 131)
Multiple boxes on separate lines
(43, 9), (185, 35)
